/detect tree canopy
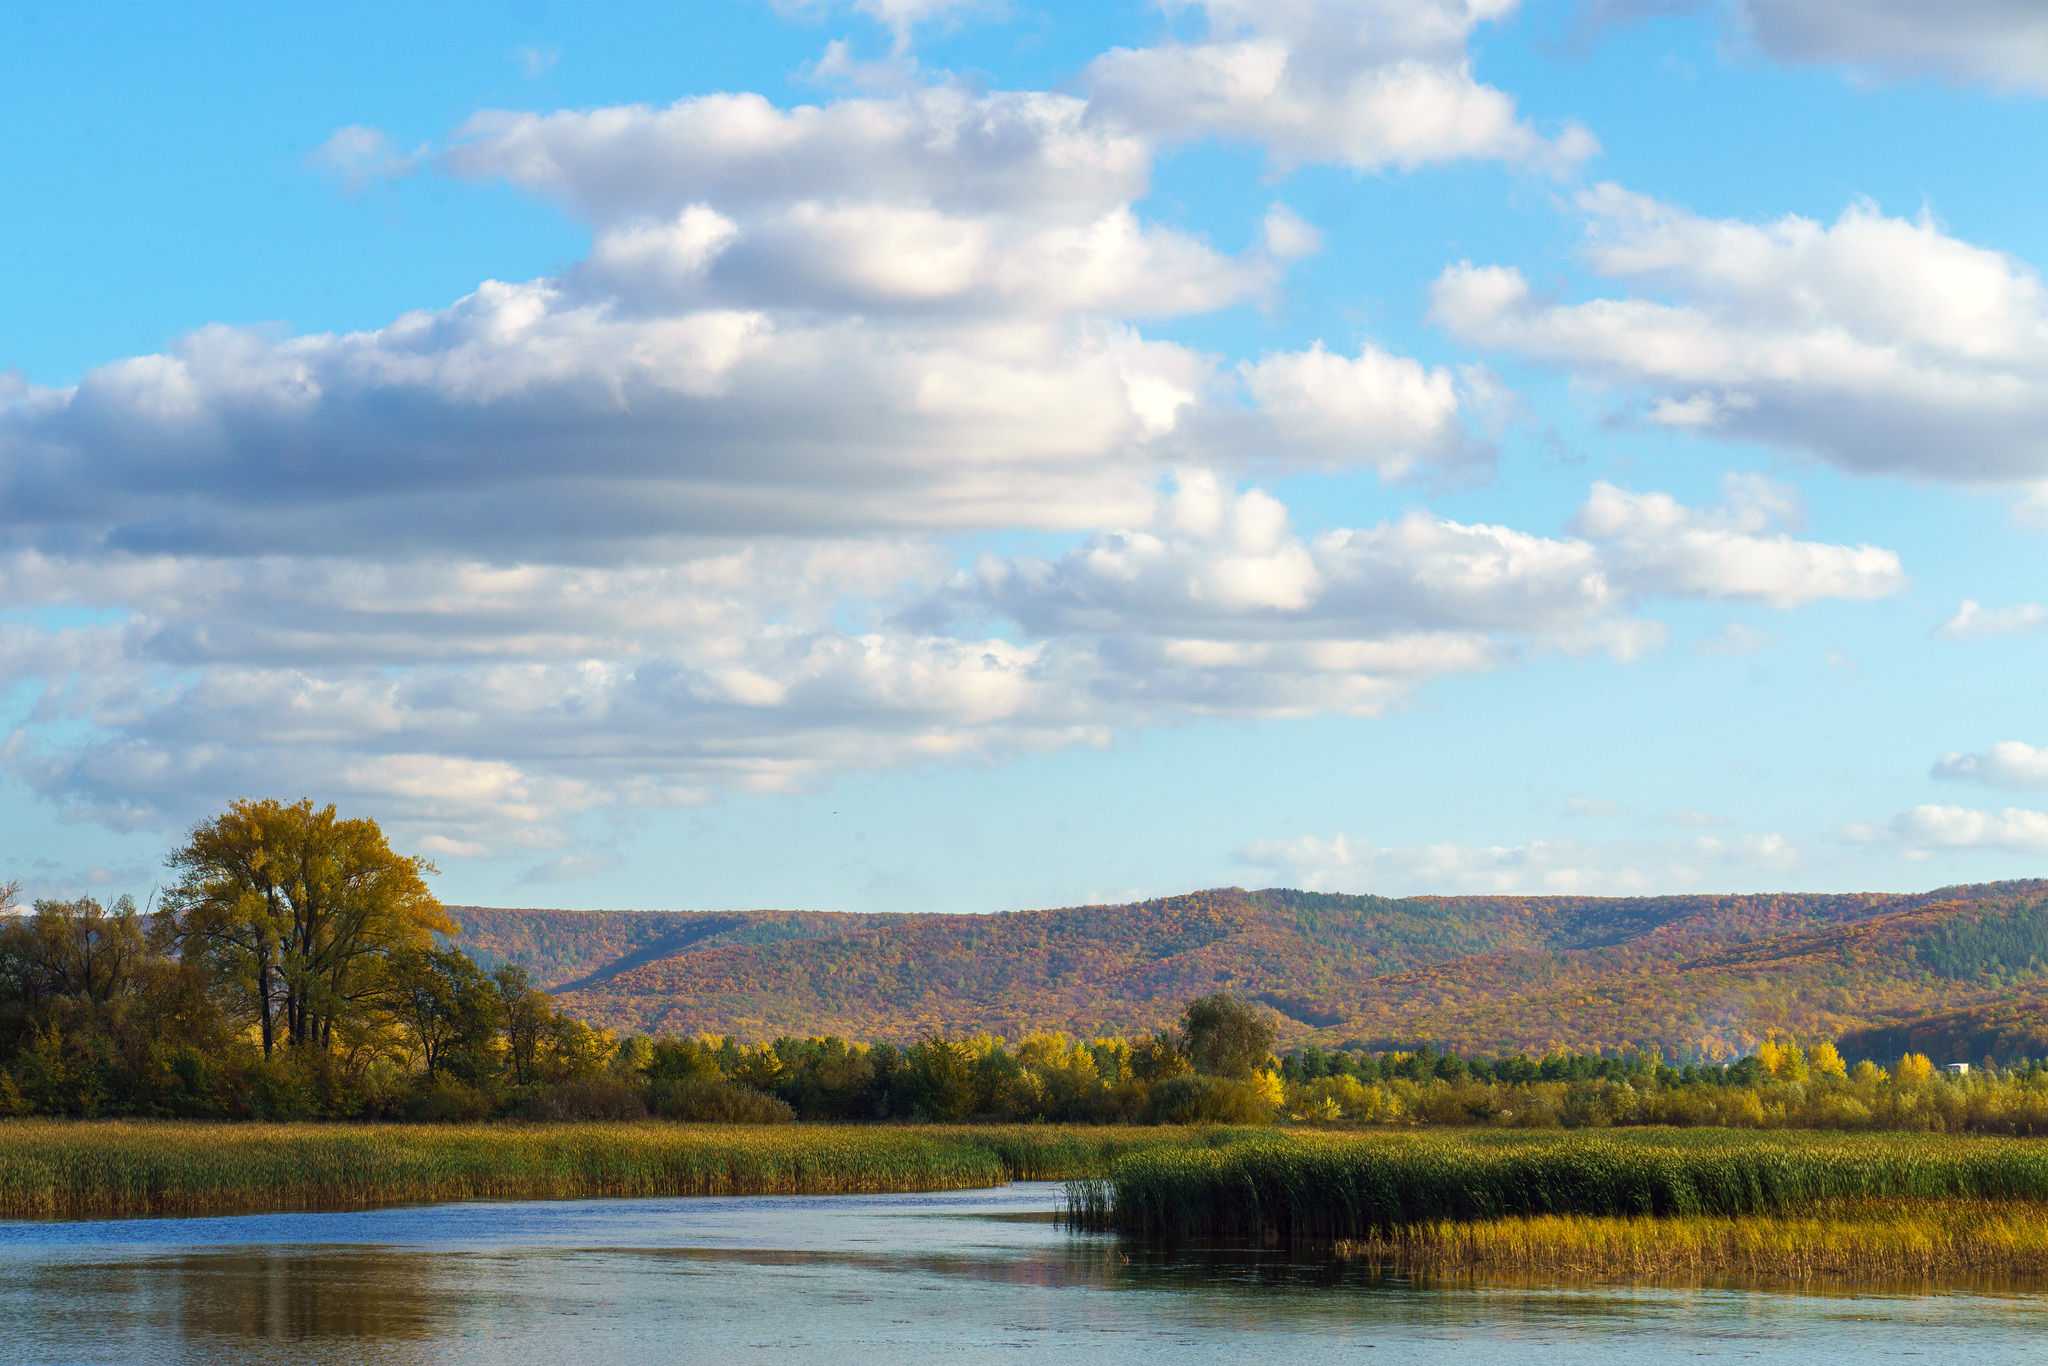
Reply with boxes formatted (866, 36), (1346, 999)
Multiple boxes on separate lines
(161, 798), (450, 1056)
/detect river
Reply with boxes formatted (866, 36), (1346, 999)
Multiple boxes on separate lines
(1, 1184), (2042, 1362)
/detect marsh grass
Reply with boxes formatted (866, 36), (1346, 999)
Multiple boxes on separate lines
(0, 1121), (1238, 1218)
(1332, 1200), (2048, 1278)
(1070, 1131), (2048, 1239)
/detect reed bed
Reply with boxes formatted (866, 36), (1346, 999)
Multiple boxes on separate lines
(0, 1121), (1015, 1218)
(1332, 1200), (2048, 1279)
(936, 1124), (1244, 1180)
(0, 1121), (1246, 1219)
(1069, 1132), (2048, 1239)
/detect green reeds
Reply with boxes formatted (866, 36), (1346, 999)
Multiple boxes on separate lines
(0, 1121), (1009, 1218)
(1334, 1200), (2048, 1278)
(0, 1121), (1242, 1219)
(1071, 1132), (2048, 1239)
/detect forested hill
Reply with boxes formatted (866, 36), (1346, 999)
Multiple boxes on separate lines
(446, 880), (2048, 1062)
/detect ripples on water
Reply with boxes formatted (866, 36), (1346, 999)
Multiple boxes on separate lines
(2, 1185), (2043, 1363)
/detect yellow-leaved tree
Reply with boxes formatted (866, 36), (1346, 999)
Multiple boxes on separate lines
(161, 798), (451, 1057)
(1810, 1040), (1848, 1079)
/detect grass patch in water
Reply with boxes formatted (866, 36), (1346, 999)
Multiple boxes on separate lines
(1066, 1130), (2048, 1240)
(1332, 1200), (2048, 1278)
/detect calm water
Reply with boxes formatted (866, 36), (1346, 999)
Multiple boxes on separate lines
(2, 1184), (2044, 1363)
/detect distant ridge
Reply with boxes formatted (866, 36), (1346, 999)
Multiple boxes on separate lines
(446, 880), (2048, 1060)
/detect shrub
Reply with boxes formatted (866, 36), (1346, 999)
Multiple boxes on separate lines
(646, 1077), (794, 1124)
(403, 1080), (495, 1123)
(1143, 1073), (1278, 1124)
(525, 1076), (649, 1122)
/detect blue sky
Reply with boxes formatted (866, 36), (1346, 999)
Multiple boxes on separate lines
(3, 0), (2047, 913)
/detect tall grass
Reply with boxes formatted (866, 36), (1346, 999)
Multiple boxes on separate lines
(1070, 1132), (2048, 1239)
(0, 1121), (1012, 1218)
(938, 1124), (1259, 1180)
(1334, 1201), (2048, 1278)
(0, 1121), (1246, 1219)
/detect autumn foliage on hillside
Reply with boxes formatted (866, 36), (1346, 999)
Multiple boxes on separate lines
(447, 881), (2048, 1061)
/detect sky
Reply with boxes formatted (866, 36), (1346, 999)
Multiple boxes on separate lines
(2, 0), (2047, 914)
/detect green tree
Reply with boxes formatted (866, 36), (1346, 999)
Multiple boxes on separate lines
(383, 946), (504, 1081)
(495, 965), (557, 1087)
(1179, 994), (1274, 1079)
(161, 798), (451, 1056)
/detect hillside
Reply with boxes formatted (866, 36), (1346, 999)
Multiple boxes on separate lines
(445, 880), (2048, 1061)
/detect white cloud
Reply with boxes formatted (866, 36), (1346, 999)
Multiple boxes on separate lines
(1934, 599), (2048, 641)
(1737, 0), (2048, 95)
(1432, 185), (2048, 487)
(1572, 475), (1905, 607)
(1932, 742), (2048, 791)
(1086, 0), (1597, 173)
(519, 852), (626, 885)
(6, 84), (1504, 566)
(0, 40), (1912, 866)
(1844, 804), (2048, 857)
(1564, 795), (1622, 817)
(308, 126), (426, 193)
(1236, 827), (1800, 894)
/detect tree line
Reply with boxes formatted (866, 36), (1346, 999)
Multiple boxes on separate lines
(10, 794), (2047, 1131)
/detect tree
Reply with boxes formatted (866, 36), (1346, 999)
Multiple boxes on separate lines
(161, 799), (451, 1056)
(383, 946), (504, 1081)
(495, 965), (556, 1087)
(4, 896), (150, 1033)
(1180, 994), (1274, 1079)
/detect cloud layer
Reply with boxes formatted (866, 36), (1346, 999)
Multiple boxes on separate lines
(1236, 826), (1801, 895)
(0, 7), (1939, 880)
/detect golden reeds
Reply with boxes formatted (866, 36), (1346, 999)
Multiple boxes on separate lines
(1333, 1200), (2048, 1278)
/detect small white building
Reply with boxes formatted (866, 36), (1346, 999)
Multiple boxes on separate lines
(1945, 1063), (1971, 1075)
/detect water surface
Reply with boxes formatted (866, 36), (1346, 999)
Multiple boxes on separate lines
(2, 1185), (2043, 1363)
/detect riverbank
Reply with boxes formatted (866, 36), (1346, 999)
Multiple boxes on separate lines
(0, 1121), (1222, 1218)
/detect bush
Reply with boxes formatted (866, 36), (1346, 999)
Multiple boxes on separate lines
(1143, 1074), (1278, 1125)
(524, 1076), (649, 1122)
(646, 1077), (794, 1124)
(403, 1080), (495, 1123)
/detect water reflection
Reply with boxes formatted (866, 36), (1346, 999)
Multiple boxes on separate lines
(3, 1187), (2047, 1364)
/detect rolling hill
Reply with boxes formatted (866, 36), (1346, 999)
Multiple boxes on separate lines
(445, 879), (2048, 1062)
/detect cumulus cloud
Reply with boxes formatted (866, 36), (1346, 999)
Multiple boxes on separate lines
(1572, 475), (1904, 607)
(1235, 827), (1801, 894)
(1087, 0), (1597, 173)
(1934, 599), (2048, 641)
(1843, 804), (2048, 858)
(929, 471), (1902, 714)
(1932, 742), (2048, 791)
(7, 81), (1522, 565)
(1432, 185), (2048, 487)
